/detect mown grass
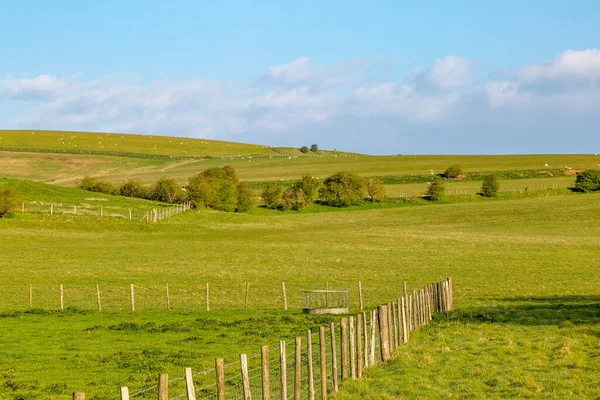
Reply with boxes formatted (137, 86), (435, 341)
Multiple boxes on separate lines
(1, 192), (599, 398)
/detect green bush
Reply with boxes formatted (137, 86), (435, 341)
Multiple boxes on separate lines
(427, 178), (445, 201)
(261, 182), (283, 209)
(365, 177), (387, 203)
(236, 181), (255, 212)
(300, 146), (309, 154)
(319, 171), (366, 207)
(77, 176), (117, 195)
(188, 166), (238, 211)
(282, 185), (309, 210)
(297, 174), (321, 203)
(481, 173), (500, 197)
(120, 180), (149, 199)
(573, 169), (600, 192)
(0, 187), (19, 218)
(310, 144), (318, 152)
(444, 164), (464, 179)
(152, 177), (184, 203)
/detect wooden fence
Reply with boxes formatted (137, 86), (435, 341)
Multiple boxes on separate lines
(17, 200), (191, 222)
(67, 278), (453, 399)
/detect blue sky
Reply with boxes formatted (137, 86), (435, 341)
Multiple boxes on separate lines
(1, 1), (599, 154)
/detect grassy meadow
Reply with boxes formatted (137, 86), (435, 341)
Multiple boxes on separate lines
(1, 130), (600, 399)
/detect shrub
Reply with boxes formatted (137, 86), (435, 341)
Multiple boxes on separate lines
(300, 146), (309, 154)
(236, 181), (255, 212)
(365, 177), (387, 202)
(261, 182), (283, 209)
(78, 176), (99, 191)
(188, 166), (238, 211)
(120, 180), (149, 199)
(296, 174), (321, 203)
(0, 187), (19, 218)
(573, 169), (600, 192)
(77, 176), (117, 195)
(282, 185), (309, 210)
(427, 178), (445, 201)
(481, 173), (500, 197)
(319, 171), (366, 207)
(444, 164), (463, 179)
(310, 144), (318, 152)
(152, 178), (183, 203)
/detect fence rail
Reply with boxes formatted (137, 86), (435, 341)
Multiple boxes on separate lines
(16, 200), (191, 222)
(64, 278), (453, 399)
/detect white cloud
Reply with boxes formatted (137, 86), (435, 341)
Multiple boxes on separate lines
(427, 56), (473, 89)
(517, 49), (600, 82)
(261, 57), (315, 86)
(1, 74), (67, 100)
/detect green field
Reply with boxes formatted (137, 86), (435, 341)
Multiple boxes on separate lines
(1, 130), (600, 399)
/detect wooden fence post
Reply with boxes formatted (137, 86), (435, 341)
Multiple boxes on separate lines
(60, 284), (64, 311)
(280, 341), (287, 400)
(294, 337), (301, 400)
(319, 326), (327, 400)
(129, 209), (132, 221)
(357, 313), (363, 378)
(261, 346), (270, 400)
(215, 358), (225, 400)
(377, 305), (390, 362)
(403, 282), (409, 340)
(330, 322), (338, 392)
(447, 277), (453, 310)
(349, 316), (356, 379)
(240, 354), (251, 400)
(340, 318), (348, 380)
(29, 284), (32, 309)
(166, 283), (171, 311)
(281, 282), (287, 311)
(206, 283), (210, 311)
(358, 281), (363, 311)
(96, 284), (102, 312)
(362, 312), (368, 368)
(386, 303), (394, 350)
(130, 284), (135, 312)
(50, 204), (53, 215)
(401, 298), (408, 343)
(73, 393), (85, 400)
(307, 330), (315, 400)
(244, 282), (250, 311)
(391, 302), (398, 350)
(100, 206), (103, 218)
(158, 374), (168, 400)
(369, 310), (376, 366)
(21, 202), (24, 212)
(185, 367), (196, 400)
(120, 387), (129, 400)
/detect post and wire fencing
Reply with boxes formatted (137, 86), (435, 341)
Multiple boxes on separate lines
(65, 278), (453, 399)
(17, 200), (192, 222)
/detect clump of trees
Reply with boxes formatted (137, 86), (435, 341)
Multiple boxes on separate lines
(188, 166), (254, 212)
(319, 171), (366, 207)
(480, 173), (500, 197)
(444, 164), (464, 179)
(79, 176), (118, 195)
(299, 144), (319, 154)
(573, 169), (600, 192)
(261, 182), (283, 209)
(427, 178), (445, 201)
(365, 177), (387, 203)
(0, 187), (20, 218)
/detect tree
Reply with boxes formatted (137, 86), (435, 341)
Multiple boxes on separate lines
(188, 166), (238, 211)
(427, 178), (445, 201)
(120, 180), (149, 199)
(282, 185), (309, 210)
(77, 176), (117, 195)
(152, 177), (183, 203)
(261, 182), (283, 209)
(0, 187), (19, 218)
(319, 171), (366, 207)
(444, 164), (464, 179)
(310, 144), (319, 152)
(365, 177), (387, 202)
(297, 174), (321, 203)
(236, 181), (255, 212)
(300, 146), (309, 154)
(573, 169), (600, 192)
(481, 173), (500, 197)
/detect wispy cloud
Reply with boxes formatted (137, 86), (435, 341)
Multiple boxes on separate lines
(1, 49), (599, 153)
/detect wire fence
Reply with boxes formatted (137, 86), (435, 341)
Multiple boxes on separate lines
(89, 278), (454, 400)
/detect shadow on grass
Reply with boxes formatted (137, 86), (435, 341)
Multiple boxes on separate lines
(451, 295), (600, 334)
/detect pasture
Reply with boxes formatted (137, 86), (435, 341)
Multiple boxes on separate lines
(1, 130), (599, 399)
(1, 193), (599, 398)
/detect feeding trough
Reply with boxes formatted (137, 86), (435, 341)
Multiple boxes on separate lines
(302, 290), (349, 314)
